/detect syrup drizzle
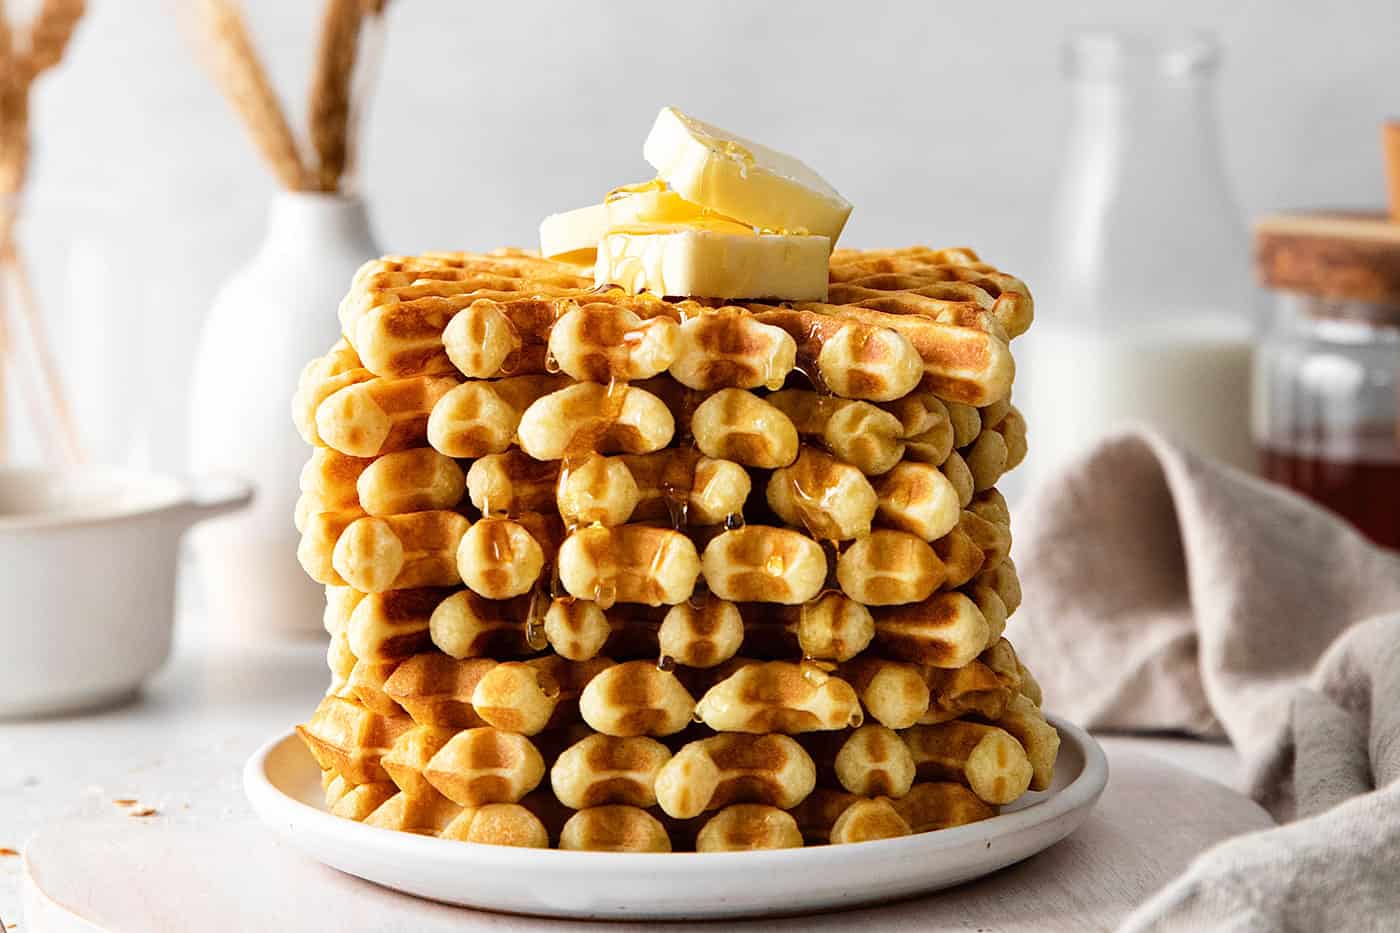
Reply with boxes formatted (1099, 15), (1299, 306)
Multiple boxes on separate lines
(523, 579), (551, 652)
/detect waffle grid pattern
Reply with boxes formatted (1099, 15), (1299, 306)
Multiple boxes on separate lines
(294, 246), (1059, 851)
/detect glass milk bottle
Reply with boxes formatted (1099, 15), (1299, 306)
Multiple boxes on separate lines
(1022, 29), (1256, 484)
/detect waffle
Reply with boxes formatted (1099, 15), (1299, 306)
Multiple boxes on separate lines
(294, 244), (1056, 851)
(530, 593), (876, 667)
(344, 588), (448, 662)
(550, 732), (671, 808)
(366, 793), (549, 847)
(331, 511), (469, 593)
(692, 661), (863, 733)
(829, 798), (912, 844)
(339, 249), (1010, 404)
(298, 696), (414, 785)
(827, 245), (1034, 340)
(655, 733), (817, 819)
(578, 660), (696, 736)
(766, 446), (878, 541)
(560, 805), (672, 852)
(691, 388), (800, 469)
(696, 804), (804, 851)
(901, 721), (1033, 805)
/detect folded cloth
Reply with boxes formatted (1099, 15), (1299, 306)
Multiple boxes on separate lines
(1118, 615), (1400, 932)
(1007, 430), (1400, 765)
(1008, 430), (1400, 932)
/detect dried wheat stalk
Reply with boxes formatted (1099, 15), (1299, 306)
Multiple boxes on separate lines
(307, 0), (363, 192)
(0, 0), (26, 215)
(1384, 121), (1400, 222)
(0, 0), (87, 463)
(22, 0), (84, 80)
(189, 0), (388, 193)
(307, 0), (389, 192)
(193, 0), (311, 191)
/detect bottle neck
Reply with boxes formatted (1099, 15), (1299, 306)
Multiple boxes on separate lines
(1070, 76), (1235, 200)
(1048, 68), (1251, 323)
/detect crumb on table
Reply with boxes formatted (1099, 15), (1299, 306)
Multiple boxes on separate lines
(0, 847), (18, 857)
(112, 798), (138, 807)
(129, 807), (158, 818)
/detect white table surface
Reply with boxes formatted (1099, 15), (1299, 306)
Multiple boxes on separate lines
(0, 613), (1261, 933)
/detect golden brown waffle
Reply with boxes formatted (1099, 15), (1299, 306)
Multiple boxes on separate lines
(559, 805), (671, 852)
(336, 249), (1022, 404)
(829, 798), (912, 844)
(696, 804), (804, 851)
(901, 720), (1033, 805)
(827, 245), (1034, 340)
(298, 696), (414, 785)
(692, 661), (863, 734)
(366, 794), (550, 847)
(294, 244), (1056, 850)
(789, 780), (995, 844)
(655, 733), (817, 819)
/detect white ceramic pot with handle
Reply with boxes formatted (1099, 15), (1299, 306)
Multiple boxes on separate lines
(0, 465), (252, 718)
(188, 192), (379, 640)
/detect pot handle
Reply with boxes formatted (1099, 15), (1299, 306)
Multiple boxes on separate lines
(175, 474), (255, 524)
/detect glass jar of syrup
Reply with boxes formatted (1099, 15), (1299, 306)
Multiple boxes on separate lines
(1254, 211), (1400, 549)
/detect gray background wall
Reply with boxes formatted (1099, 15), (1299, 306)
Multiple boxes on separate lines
(12, 0), (1398, 465)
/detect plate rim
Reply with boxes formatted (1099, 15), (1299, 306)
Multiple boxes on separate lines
(244, 712), (1109, 869)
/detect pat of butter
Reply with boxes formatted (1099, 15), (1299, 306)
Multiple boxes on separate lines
(540, 181), (741, 261)
(604, 179), (712, 225)
(596, 226), (831, 301)
(539, 203), (609, 262)
(643, 106), (852, 243)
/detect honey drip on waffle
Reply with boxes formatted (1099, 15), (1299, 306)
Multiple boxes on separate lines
(687, 574), (711, 610)
(658, 447), (698, 532)
(549, 557), (567, 600)
(497, 317), (525, 375)
(554, 378), (630, 606)
(784, 464), (840, 545)
(523, 578), (551, 652)
(794, 317), (833, 397)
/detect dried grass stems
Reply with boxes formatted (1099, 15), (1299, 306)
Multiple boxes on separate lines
(1384, 121), (1400, 222)
(0, 0), (87, 464)
(191, 0), (389, 194)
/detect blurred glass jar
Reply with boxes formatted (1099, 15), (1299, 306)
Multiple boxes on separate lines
(1022, 29), (1256, 486)
(1254, 211), (1400, 549)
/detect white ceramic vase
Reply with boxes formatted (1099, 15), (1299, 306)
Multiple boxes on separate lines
(188, 192), (379, 639)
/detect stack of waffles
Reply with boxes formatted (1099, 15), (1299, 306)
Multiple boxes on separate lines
(293, 245), (1059, 851)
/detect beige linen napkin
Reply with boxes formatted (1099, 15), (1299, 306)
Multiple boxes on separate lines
(1008, 430), (1400, 764)
(1120, 614), (1400, 932)
(1008, 430), (1400, 931)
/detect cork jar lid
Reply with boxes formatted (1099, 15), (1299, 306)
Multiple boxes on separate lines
(1254, 211), (1400, 307)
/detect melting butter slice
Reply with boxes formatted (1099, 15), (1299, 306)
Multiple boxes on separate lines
(596, 224), (830, 301)
(605, 180), (713, 224)
(539, 182), (721, 261)
(643, 106), (852, 243)
(539, 203), (609, 263)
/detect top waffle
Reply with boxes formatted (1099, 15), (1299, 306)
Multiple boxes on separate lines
(334, 246), (1029, 407)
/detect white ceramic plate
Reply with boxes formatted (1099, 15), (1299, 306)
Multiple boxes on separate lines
(245, 714), (1107, 920)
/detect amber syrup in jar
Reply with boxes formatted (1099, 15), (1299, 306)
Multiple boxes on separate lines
(1258, 427), (1400, 549)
